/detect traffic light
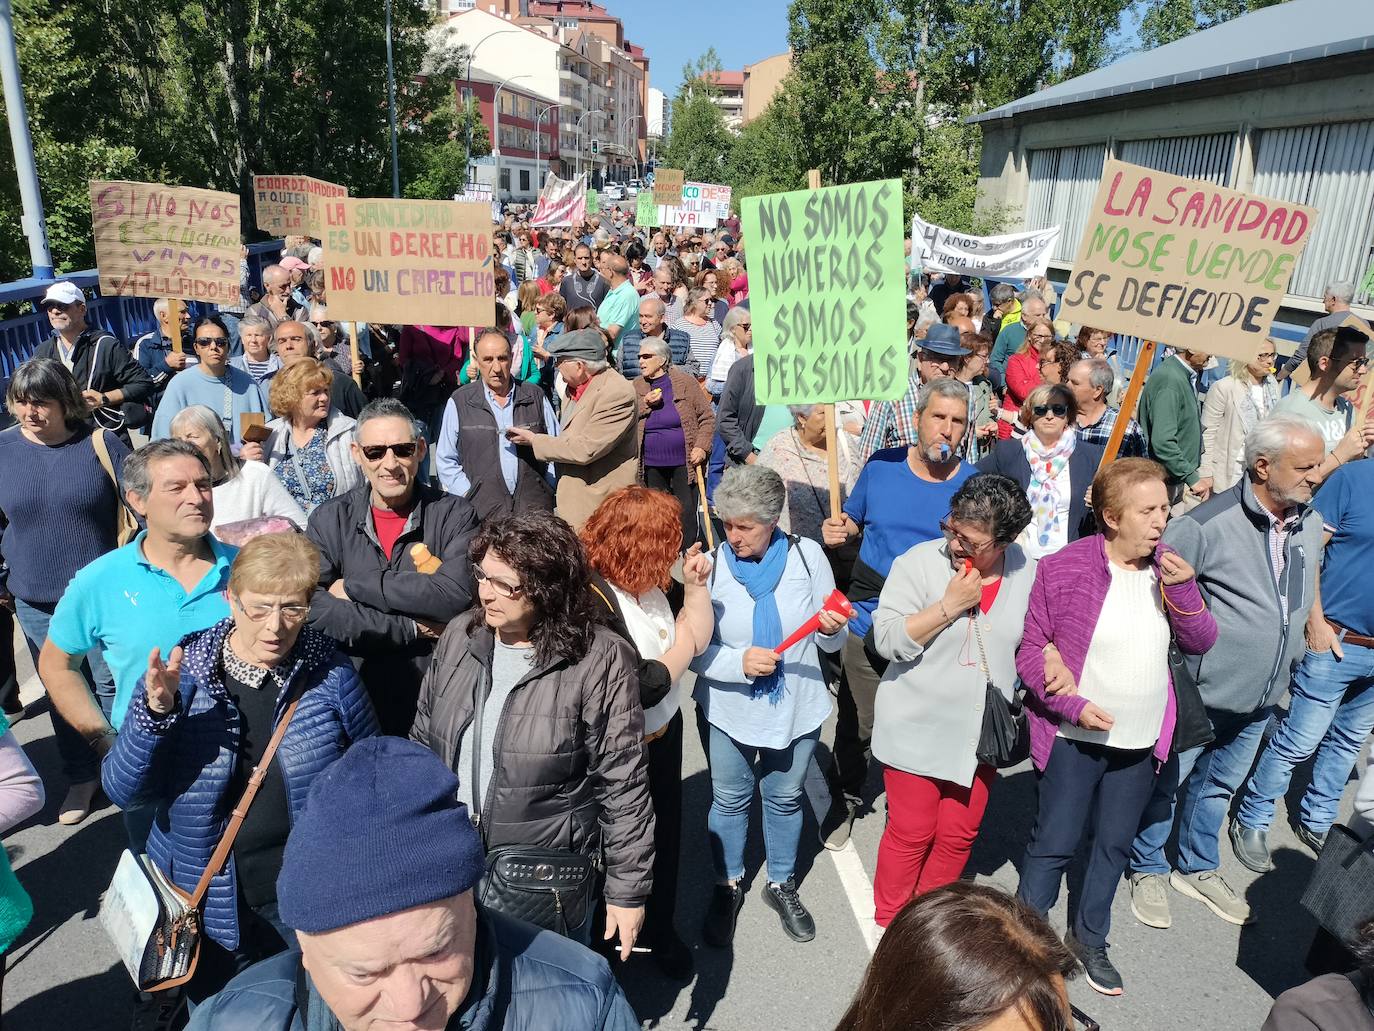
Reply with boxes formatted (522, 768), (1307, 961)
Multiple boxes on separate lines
(590, 139), (600, 155)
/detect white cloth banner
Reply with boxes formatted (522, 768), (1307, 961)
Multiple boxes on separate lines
(530, 173), (587, 227)
(910, 215), (1060, 278)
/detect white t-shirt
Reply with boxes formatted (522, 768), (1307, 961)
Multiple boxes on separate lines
(610, 584), (680, 736)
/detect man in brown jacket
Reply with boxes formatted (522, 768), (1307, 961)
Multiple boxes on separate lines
(507, 328), (638, 530)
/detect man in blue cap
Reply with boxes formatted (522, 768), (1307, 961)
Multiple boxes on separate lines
(188, 737), (639, 1031)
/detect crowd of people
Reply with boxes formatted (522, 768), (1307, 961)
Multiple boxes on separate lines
(0, 205), (1372, 1031)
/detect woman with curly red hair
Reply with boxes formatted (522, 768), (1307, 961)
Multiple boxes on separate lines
(580, 486), (714, 982)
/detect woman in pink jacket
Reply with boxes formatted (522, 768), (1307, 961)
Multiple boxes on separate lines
(1013, 458), (1217, 998)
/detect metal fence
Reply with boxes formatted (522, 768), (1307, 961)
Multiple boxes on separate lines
(0, 240), (284, 378)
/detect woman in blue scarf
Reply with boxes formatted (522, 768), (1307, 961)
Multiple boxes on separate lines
(691, 464), (849, 949)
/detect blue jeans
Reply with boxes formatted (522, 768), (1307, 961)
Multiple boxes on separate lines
(706, 724), (820, 885)
(14, 598), (117, 784)
(1236, 646), (1374, 834)
(1129, 706), (1273, 876)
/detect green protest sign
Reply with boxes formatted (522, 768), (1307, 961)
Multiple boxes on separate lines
(741, 179), (907, 404)
(635, 191), (658, 227)
(586, 189), (598, 215)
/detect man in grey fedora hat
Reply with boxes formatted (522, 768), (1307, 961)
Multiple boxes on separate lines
(856, 323), (971, 466)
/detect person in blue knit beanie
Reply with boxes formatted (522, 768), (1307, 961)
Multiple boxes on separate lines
(187, 737), (640, 1031)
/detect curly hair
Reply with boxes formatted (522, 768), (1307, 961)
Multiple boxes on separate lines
(467, 513), (597, 668)
(580, 486), (683, 596)
(948, 473), (1033, 546)
(940, 292), (976, 319)
(268, 357), (333, 419)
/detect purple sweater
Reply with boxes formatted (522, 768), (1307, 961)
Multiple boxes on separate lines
(1015, 534), (1218, 771)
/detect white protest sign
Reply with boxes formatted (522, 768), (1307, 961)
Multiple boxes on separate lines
(682, 182), (732, 221)
(910, 214), (1060, 278)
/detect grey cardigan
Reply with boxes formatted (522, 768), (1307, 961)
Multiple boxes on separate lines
(871, 538), (1037, 787)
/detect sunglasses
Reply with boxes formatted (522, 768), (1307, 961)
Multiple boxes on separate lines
(311, 320), (335, 329)
(359, 442), (419, 461)
(42, 301), (71, 313)
(1032, 403), (1069, 418)
(195, 337), (228, 349)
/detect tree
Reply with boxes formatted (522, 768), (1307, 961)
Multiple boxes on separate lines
(1138, 0), (1288, 49)
(725, 78), (808, 200)
(660, 52), (734, 183)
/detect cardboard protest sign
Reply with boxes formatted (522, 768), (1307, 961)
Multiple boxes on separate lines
(742, 179), (907, 404)
(911, 214), (1059, 278)
(653, 169), (684, 205)
(253, 175), (348, 236)
(586, 189), (599, 215)
(635, 192), (658, 227)
(1059, 158), (1318, 362)
(89, 181), (241, 304)
(320, 198), (493, 326)
(455, 184), (493, 204)
(683, 182), (732, 221)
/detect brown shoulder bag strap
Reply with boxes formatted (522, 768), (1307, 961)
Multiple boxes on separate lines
(184, 690), (307, 909)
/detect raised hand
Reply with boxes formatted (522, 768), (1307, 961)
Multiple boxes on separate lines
(145, 645), (183, 715)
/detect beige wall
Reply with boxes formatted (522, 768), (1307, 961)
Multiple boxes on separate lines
(743, 52), (790, 123)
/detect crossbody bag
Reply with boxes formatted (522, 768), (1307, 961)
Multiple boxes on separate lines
(100, 686), (306, 992)
(971, 610), (1031, 769)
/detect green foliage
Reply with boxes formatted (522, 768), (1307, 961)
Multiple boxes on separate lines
(660, 88), (734, 185)
(1138, 0), (1288, 48)
(725, 79), (808, 200)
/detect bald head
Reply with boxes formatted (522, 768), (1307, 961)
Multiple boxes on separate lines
(945, 315), (975, 336)
(606, 255), (629, 281)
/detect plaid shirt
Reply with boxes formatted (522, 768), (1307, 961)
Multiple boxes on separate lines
(1260, 504), (1300, 623)
(1077, 406), (1148, 458)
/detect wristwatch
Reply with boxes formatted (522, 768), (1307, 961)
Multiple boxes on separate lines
(98, 391), (108, 407)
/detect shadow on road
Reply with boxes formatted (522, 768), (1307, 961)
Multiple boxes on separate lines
(4, 962), (131, 1031)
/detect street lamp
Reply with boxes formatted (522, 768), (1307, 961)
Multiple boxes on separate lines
(575, 109), (605, 181)
(385, 0), (400, 198)
(493, 73), (537, 203)
(461, 29), (522, 193)
(533, 102), (557, 191)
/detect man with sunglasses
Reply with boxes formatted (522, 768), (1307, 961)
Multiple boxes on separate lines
(1272, 326), (1374, 483)
(33, 281), (153, 442)
(305, 398), (478, 735)
(150, 316), (267, 446)
(857, 324), (970, 466)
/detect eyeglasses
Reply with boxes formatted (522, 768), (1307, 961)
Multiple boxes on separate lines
(235, 595), (310, 625)
(359, 442), (419, 461)
(473, 566), (525, 598)
(1032, 403), (1069, 418)
(195, 337), (228, 349)
(1255, 352), (1276, 361)
(939, 519), (997, 555)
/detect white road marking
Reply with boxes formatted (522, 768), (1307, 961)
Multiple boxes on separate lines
(804, 757), (880, 956)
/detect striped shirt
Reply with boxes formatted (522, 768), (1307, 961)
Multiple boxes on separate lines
(672, 317), (722, 376)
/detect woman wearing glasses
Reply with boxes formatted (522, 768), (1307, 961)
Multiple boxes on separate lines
(1199, 341), (1281, 494)
(978, 384), (1104, 560)
(634, 337), (714, 546)
(102, 532), (380, 1004)
(150, 315), (267, 446)
(262, 358), (361, 514)
(997, 321), (1057, 439)
(410, 513), (654, 959)
(868, 475), (1035, 925)
(706, 307), (753, 398)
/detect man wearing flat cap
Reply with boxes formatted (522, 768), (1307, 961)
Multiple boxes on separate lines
(504, 328), (638, 530)
(188, 737), (640, 1031)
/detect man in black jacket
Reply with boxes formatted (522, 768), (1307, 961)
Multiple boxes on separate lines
(33, 282), (153, 440)
(306, 398), (478, 733)
(716, 353), (762, 466)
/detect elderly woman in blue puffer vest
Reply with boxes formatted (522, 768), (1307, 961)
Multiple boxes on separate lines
(102, 531), (378, 1005)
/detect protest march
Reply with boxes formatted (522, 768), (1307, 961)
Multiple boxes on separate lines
(3, 3), (1374, 1030)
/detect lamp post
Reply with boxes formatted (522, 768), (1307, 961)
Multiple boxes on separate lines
(461, 29), (522, 193)
(0, 0), (51, 277)
(493, 73), (536, 203)
(574, 109), (605, 181)
(384, 0), (400, 198)
(533, 102), (557, 191)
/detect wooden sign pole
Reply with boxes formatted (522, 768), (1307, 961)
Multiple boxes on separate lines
(346, 322), (362, 387)
(166, 298), (184, 352)
(695, 464), (715, 549)
(1097, 339), (1157, 469)
(804, 167), (845, 521)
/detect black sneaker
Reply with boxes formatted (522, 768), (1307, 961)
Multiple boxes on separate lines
(649, 928), (695, 982)
(703, 883), (745, 947)
(129, 989), (186, 1031)
(1068, 932), (1123, 996)
(1295, 823), (1329, 856)
(762, 877), (816, 942)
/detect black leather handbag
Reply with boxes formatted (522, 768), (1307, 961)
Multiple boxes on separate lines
(1300, 824), (1374, 946)
(478, 846), (602, 937)
(971, 614), (1030, 769)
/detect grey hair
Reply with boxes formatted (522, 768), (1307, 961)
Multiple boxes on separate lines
(1018, 287), (1045, 304)
(721, 306), (751, 338)
(948, 473), (1034, 546)
(301, 321), (320, 352)
(788, 403), (820, 421)
(714, 463), (786, 525)
(261, 263), (287, 285)
(1077, 357), (1115, 398)
(238, 314), (271, 334)
(990, 283), (1017, 306)
(1325, 282), (1355, 304)
(356, 397), (424, 442)
(6, 357), (87, 426)
(640, 336), (671, 364)
(1244, 413), (1324, 471)
(570, 356), (610, 374)
(152, 298), (168, 316)
(914, 376), (971, 415)
(639, 295), (666, 317)
(169, 404), (241, 478)
(124, 439), (211, 500)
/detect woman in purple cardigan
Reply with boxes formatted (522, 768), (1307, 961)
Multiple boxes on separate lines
(1014, 458), (1217, 998)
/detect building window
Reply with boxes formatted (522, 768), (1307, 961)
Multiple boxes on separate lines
(500, 168), (511, 192)
(1251, 119), (1374, 303)
(520, 170), (531, 191)
(1118, 133), (1235, 186)
(1024, 144), (1107, 263)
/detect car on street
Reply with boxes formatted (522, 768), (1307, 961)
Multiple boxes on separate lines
(603, 183), (626, 201)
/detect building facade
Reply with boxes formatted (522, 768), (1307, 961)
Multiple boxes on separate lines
(972, 0), (1374, 330)
(743, 52), (789, 124)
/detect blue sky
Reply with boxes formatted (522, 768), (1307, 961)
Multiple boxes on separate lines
(618, 0), (791, 96)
